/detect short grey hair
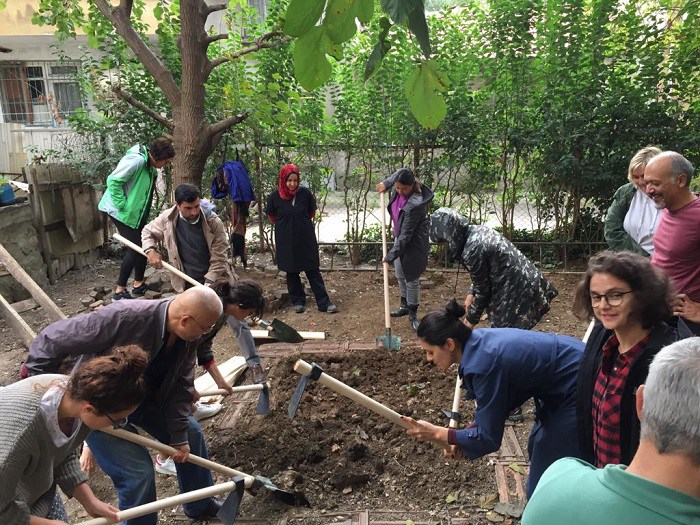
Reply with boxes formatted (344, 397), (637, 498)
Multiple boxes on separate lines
(640, 337), (700, 464)
(647, 151), (695, 182)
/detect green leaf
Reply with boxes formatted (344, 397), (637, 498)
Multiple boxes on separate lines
(405, 60), (448, 129)
(87, 33), (100, 48)
(284, 0), (326, 37)
(293, 26), (332, 90)
(407, 4), (431, 57)
(364, 18), (392, 81)
(445, 492), (458, 503)
(380, 0), (421, 26)
(355, 0), (374, 24)
(267, 82), (281, 92)
(324, 0), (357, 44)
(325, 39), (344, 60)
(153, 3), (163, 20)
(508, 462), (526, 475)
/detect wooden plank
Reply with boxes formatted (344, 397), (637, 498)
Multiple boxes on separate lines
(26, 168), (57, 283)
(195, 356), (247, 403)
(250, 329), (326, 340)
(10, 298), (38, 314)
(0, 291), (35, 348)
(0, 241), (66, 322)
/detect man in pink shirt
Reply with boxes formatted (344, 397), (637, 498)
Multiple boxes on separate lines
(646, 151), (700, 334)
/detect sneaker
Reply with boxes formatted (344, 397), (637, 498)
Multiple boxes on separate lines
(154, 455), (177, 476)
(293, 304), (306, 314)
(250, 363), (267, 384)
(508, 406), (524, 423)
(132, 283), (148, 296)
(324, 304), (338, 314)
(193, 401), (223, 421)
(113, 290), (133, 301)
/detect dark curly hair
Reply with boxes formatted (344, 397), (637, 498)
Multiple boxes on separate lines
(150, 137), (175, 161)
(572, 250), (675, 329)
(417, 298), (473, 348)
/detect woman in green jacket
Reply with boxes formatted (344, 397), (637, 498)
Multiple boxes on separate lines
(98, 138), (174, 300)
(604, 146), (661, 256)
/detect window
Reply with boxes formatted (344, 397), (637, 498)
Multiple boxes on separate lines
(0, 61), (85, 126)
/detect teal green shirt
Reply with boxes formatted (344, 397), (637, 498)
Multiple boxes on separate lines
(523, 458), (700, 524)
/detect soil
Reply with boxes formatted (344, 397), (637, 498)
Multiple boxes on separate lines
(0, 250), (587, 524)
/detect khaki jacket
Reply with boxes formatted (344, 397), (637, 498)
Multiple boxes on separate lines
(142, 204), (233, 292)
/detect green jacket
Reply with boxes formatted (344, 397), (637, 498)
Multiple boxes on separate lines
(604, 182), (649, 256)
(98, 144), (157, 229)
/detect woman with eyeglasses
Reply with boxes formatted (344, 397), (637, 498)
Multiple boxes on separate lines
(0, 344), (148, 524)
(573, 250), (693, 468)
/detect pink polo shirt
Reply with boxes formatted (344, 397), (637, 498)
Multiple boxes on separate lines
(651, 197), (700, 301)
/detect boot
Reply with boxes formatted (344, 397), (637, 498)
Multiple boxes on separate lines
(390, 296), (409, 317)
(408, 304), (420, 331)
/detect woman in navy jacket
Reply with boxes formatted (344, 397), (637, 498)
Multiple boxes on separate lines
(403, 299), (584, 498)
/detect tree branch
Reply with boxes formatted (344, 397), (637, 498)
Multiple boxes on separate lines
(207, 32), (292, 73)
(206, 33), (230, 45)
(205, 3), (227, 16)
(112, 85), (174, 130)
(209, 112), (248, 138)
(93, 0), (182, 106)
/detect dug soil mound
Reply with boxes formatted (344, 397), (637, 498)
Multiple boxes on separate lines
(209, 348), (495, 520)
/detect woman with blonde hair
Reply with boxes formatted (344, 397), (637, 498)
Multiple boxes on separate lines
(604, 146), (662, 255)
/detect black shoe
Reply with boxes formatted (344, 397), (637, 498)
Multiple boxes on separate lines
(241, 257), (248, 269)
(323, 304), (338, 314)
(408, 304), (420, 332)
(113, 290), (133, 300)
(390, 296), (409, 317)
(132, 283), (148, 296)
(293, 304), (306, 313)
(508, 406), (524, 422)
(186, 497), (223, 520)
(250, 363), (267, 384)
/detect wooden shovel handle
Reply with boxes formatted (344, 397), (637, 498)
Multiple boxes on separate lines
(200, 383), (267, 397)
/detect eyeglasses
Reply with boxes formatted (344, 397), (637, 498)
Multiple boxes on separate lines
(106, 413), (129, 429)
(189, 315), (216, 334)
(590, 290), (633, 307)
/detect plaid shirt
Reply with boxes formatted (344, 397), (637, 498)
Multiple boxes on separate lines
(592, 333), (649, 467)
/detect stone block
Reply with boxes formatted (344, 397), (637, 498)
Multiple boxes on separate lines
(144, 267), (156, 279)
(89, 300), (104, 309)
(80, 297), (93, 307)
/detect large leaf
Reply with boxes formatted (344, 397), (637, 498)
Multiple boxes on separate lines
(405, 60), (448, 129)
(363, 18), (392, 82)
(324, 0), (357, 44)
(293, 26), (332, 90)
(380, 0), (421, 26)
(285, 0), (326, 37)
(407, 2), (431, 57)
(355, 0), (374, 24)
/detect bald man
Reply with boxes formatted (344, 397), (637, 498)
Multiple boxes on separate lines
(645, 151), (700, 335)
(23, 287), (225, 524)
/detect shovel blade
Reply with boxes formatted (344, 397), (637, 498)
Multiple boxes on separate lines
(217, 477), (246, 525)
(287, 375), (309, 420)
(253, 476), (307, 507)
(376, 332), (401, 351)
(256, 386), (270, 415)
(269, 318), (304, 343)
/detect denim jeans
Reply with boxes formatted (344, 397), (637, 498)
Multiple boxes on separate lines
(86, 403), (215, 525)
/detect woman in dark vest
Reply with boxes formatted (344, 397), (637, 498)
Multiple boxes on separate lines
(266, 164), (337, 314)
(376, 168), (434, 331)
(573, 250), (692, 468)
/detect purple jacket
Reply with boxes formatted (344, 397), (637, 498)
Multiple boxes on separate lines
(25, 299), (202, 445)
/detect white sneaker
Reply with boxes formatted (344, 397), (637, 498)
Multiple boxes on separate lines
(193, 401), (223, 421)
(154, 455), (177, 476)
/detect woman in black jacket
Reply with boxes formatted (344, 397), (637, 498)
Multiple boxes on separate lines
(573, 250), (692, 467)
(376, 168), (434, 331)
(266, 164), (337, 314)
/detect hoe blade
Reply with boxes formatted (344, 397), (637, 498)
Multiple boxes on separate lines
(256, 384), (270, 415)
(217, 476), (246, 525)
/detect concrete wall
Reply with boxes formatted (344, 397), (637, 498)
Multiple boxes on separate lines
(0, 201), (48, 302)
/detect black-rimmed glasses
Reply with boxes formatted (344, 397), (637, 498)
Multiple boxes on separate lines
(106, 413), (129, 429)
(590, 290), (633, 307)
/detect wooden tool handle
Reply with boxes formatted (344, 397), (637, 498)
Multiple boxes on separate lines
(78, 481), (240, 525)
(102, 427), (254, 486)
(294, 359), (409, 429)
(449, 375), (462, 429)
(380, 191), (391, 330)
(113, 233), (201, 288)
(200, 383), (266, 397)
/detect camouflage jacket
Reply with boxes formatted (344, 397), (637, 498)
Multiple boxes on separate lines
(430, 208), (558, 329)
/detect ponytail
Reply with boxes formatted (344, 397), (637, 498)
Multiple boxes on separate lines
(417, 299), (472, 348)
(211, 279), (266, 318)
(66, 345), (149, 414)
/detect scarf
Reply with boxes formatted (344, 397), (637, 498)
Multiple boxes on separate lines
(278, 164), (300, 201)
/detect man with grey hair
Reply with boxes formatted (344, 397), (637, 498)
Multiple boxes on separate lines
(523, 337), (700, 524)
(645, 151), (700, 335)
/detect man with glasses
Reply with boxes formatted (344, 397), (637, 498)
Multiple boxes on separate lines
(22, 286), (226, 524)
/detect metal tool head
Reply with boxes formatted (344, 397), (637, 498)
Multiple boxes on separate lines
(256, 384), (270, 415)
(269, 318), (304, 343)
(252, 476), (310, 507)
(287, 362), (323, 420)
(217, 476), (246, 525)
(442, 409), (462, 421)
(376, 328), (401, 350)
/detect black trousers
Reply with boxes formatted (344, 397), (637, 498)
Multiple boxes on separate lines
(111, 216), (147, 287)
(286, 268), (331, 311)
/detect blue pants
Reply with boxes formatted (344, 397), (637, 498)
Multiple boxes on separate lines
(526, 403), (580, 499)
(86, 404), (215, 525)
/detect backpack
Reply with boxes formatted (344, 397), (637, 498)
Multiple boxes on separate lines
(212, 160), (255, 203)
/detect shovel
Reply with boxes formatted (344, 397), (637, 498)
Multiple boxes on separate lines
(256, 318), (304, 343)
(101, 427), (305, 522)
(376, 191), (401, 350)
